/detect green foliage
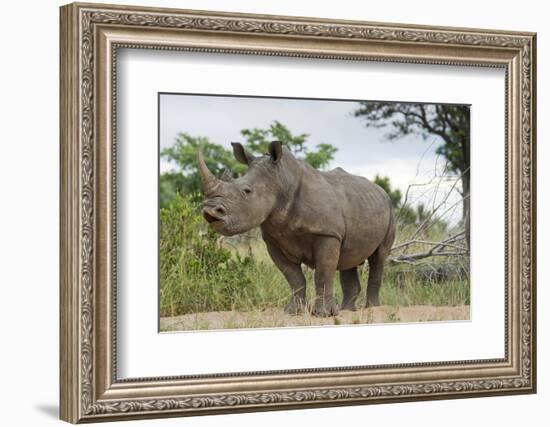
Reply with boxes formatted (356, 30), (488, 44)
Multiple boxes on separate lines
(240, 121), (337, 170)
(160, 122), (339, 208)
(160, 134), (247, 207)
(379, 265), (470, 307)
(160, 172), (186, 209)
(416, 203), (429, 223)
(160, 193), (288, 316)
(304, 143), (339, 170)
(373, 174), (402, 209)
(241, 120), (308, 155)
(395, 205), (418, 225)
(373, 174), (419, 226)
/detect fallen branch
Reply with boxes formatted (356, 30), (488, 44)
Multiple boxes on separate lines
(390, 230), (467, 264)
(390, 248), (468, 264)
(391, 231), (466, 253)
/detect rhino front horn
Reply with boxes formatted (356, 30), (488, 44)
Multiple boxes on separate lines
(197, 151), (220, 194)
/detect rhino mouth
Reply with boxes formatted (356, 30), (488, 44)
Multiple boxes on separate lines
(203, 211), (223, 224)
(202, 204), (241, 235)
(202, 210), (229, 234)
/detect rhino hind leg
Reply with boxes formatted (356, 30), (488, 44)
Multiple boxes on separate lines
(339, 267), (361, 311)
(366, 250), (385, 307)
(366, 215), (396, 308)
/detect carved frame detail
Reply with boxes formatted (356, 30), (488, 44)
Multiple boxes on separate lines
(60, 2), (536, 423)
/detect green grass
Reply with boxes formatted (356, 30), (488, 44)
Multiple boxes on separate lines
(160, 194), (469, 318)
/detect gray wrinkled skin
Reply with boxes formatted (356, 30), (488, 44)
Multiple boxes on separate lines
(198, 141), (395, 317)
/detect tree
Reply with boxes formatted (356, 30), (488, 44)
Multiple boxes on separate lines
(240, 121), (337, 170)
(160, 171), (187, 209)
(354, 102), (470, 246)
(373, 175), (417, 226)
(160, 122), (338, 207)
(241, 120), (307, 155)
(160, 134), (247, 207)
(373, 174), (402, 208)
(416, 203), (429, 224)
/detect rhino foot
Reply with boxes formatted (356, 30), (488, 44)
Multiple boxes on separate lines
(365, 294), (381, 308)
(284, 297), (306, 315)
(339, 300), (357, 312)
(312, 299), (339, 317)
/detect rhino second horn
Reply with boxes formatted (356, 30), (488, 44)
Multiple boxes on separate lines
(197, 152), (220, 193)
(220, 169), (234, 182)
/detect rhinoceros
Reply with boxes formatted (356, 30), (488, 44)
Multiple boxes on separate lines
(197, 140), (395, 317)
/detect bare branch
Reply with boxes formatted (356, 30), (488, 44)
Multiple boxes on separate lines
(390, 250), (468, 264)
(391, 237), (467, 253)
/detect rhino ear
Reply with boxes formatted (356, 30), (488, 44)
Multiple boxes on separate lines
(232, 142), (256, 165)
(268, 140), (283, 163)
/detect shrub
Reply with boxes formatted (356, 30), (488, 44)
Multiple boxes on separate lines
(159, 193), (288, 316)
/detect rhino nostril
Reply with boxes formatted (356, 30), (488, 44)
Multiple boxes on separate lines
(215, 206), (226, 216)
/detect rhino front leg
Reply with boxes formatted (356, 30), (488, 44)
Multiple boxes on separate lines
(366, 251), (384, 307)
(366, 240), (393, 307)
(312, 237), (340, 317)
(264, 240), (307, 315)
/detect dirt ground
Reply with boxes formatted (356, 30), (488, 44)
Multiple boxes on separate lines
(160, 305), (470, 332)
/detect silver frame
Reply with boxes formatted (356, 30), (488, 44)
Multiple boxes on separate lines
(60, 2), (536, 423)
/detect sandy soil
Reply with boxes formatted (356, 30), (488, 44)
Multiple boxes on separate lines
(160, 305), (470, 332)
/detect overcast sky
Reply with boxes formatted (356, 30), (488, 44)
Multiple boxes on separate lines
(159, 93), (463, 223)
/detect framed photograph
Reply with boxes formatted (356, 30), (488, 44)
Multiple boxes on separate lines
(60, 2), (537, 423)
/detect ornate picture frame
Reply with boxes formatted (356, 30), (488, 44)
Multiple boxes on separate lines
(59, 2), (536, 423)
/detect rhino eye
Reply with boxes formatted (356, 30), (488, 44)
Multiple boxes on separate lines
(242, 187), (252, 196)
